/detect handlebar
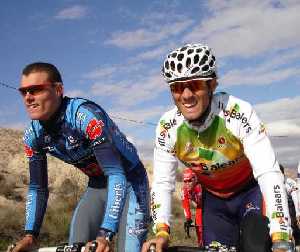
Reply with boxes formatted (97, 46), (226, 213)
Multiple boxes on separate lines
(7, 242), (97, 252)
(148, 244), (205, 252)
(148, 243), (238, 252)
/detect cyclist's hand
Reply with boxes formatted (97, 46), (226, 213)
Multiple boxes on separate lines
(84, 237), (110, 252)
(7, 234), (38, 252)
(141, 236), (169, 252)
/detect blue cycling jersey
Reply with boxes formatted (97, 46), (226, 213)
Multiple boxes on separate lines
(23, 96), (147, 235)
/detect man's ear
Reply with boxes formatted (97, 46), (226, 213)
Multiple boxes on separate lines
(56, 83), (64, 96)
(210, 78), (218, 92)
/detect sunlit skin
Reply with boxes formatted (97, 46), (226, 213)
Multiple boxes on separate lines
(171, 79), (217, 121)
(20, 72), (63, 121)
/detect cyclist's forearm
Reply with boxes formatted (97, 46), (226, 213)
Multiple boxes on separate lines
(25, 160), (49, 235)
(100, 174), (127, 232)
(92, 142), (128, 232)
(25, 187), (49, 236)
(258, 171), (291, 240)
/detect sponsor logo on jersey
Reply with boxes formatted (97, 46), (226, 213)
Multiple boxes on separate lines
(218, 136), (226, 145)
(68, 135), (77, 144)
(184, 142), (194, 153)
(128, 217), (148, 236)
(86, 118), (104, 140)
(194, 156), (243, 173)
(161, 119), (177, 130)
(157, 129), (167, 147)
(157, 119), (176, 147)
(218, 102), (252, 133)
(91, 137), (106, 147)
(76, 112), (87, 122)
(24, 144), (34, 158)
(244, 202), (260, 217)
(66, 135), (80, 149)
(272, 184), (288, 231)
(259, 123), (266, 135)
(150, 192), (161, 222)
(109, 183), (124, 219)
(25, 192), (33, 224)
(43, 146), (56, 152)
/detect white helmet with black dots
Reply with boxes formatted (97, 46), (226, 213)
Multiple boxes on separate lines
(162, 43), (217, 84)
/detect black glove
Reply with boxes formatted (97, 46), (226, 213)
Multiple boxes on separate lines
(184, 219), (193, 229)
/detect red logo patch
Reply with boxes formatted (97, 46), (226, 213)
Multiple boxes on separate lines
(24, 144), (33, 158)
(86, 119), (104, 140)
(218, 136), (226, 145)
(80, 163), (103, 176)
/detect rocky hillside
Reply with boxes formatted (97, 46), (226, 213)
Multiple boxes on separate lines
(0, 127), (88, 210)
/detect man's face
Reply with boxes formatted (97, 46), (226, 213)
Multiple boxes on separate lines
(170, 79), (216, 121)
(184, 178), (197, 191)
(20, 71), (63, 121)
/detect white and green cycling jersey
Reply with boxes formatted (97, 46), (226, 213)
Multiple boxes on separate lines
(151, 92), (292, 240)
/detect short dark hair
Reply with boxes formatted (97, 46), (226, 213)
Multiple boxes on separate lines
(22, 62), (63, 84)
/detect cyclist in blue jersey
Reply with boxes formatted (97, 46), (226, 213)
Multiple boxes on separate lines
(10, 62), (149, 252)
(142, 43), (294, 252)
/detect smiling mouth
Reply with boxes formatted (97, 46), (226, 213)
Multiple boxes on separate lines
(183, 102), (197, 109)
(27, 104), (39, 111)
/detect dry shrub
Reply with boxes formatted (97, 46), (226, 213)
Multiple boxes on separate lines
(0, 174), (23, 201)
(39, 199), (74, 245)
(0, 204), (25, 250)
(39, 176), (87, 246)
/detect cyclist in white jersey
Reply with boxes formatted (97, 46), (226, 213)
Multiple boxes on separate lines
(142, 43), (293, 252)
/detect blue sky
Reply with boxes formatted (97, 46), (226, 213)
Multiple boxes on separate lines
(1, 0), (299, 167)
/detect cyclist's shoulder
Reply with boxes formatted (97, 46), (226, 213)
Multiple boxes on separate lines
(65, 96), (100, 115)
(214, 91), (253, 111)
(66, 96), (97, 107)
(213, 93), (256, 129)
(65, 96), (107, 125)
(23, 120), (43, 142)
(157, 106), (184, 127)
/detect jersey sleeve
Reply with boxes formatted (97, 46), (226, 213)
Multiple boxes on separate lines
(23, 125), (49, 236)
(75, 104), (127, 233)
(241, 106), (292, 241)
(151, 116), (178, 231)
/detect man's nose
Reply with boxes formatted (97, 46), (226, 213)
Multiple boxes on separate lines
(24, 91), (35, 101)
(181, 87), (193, 97)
